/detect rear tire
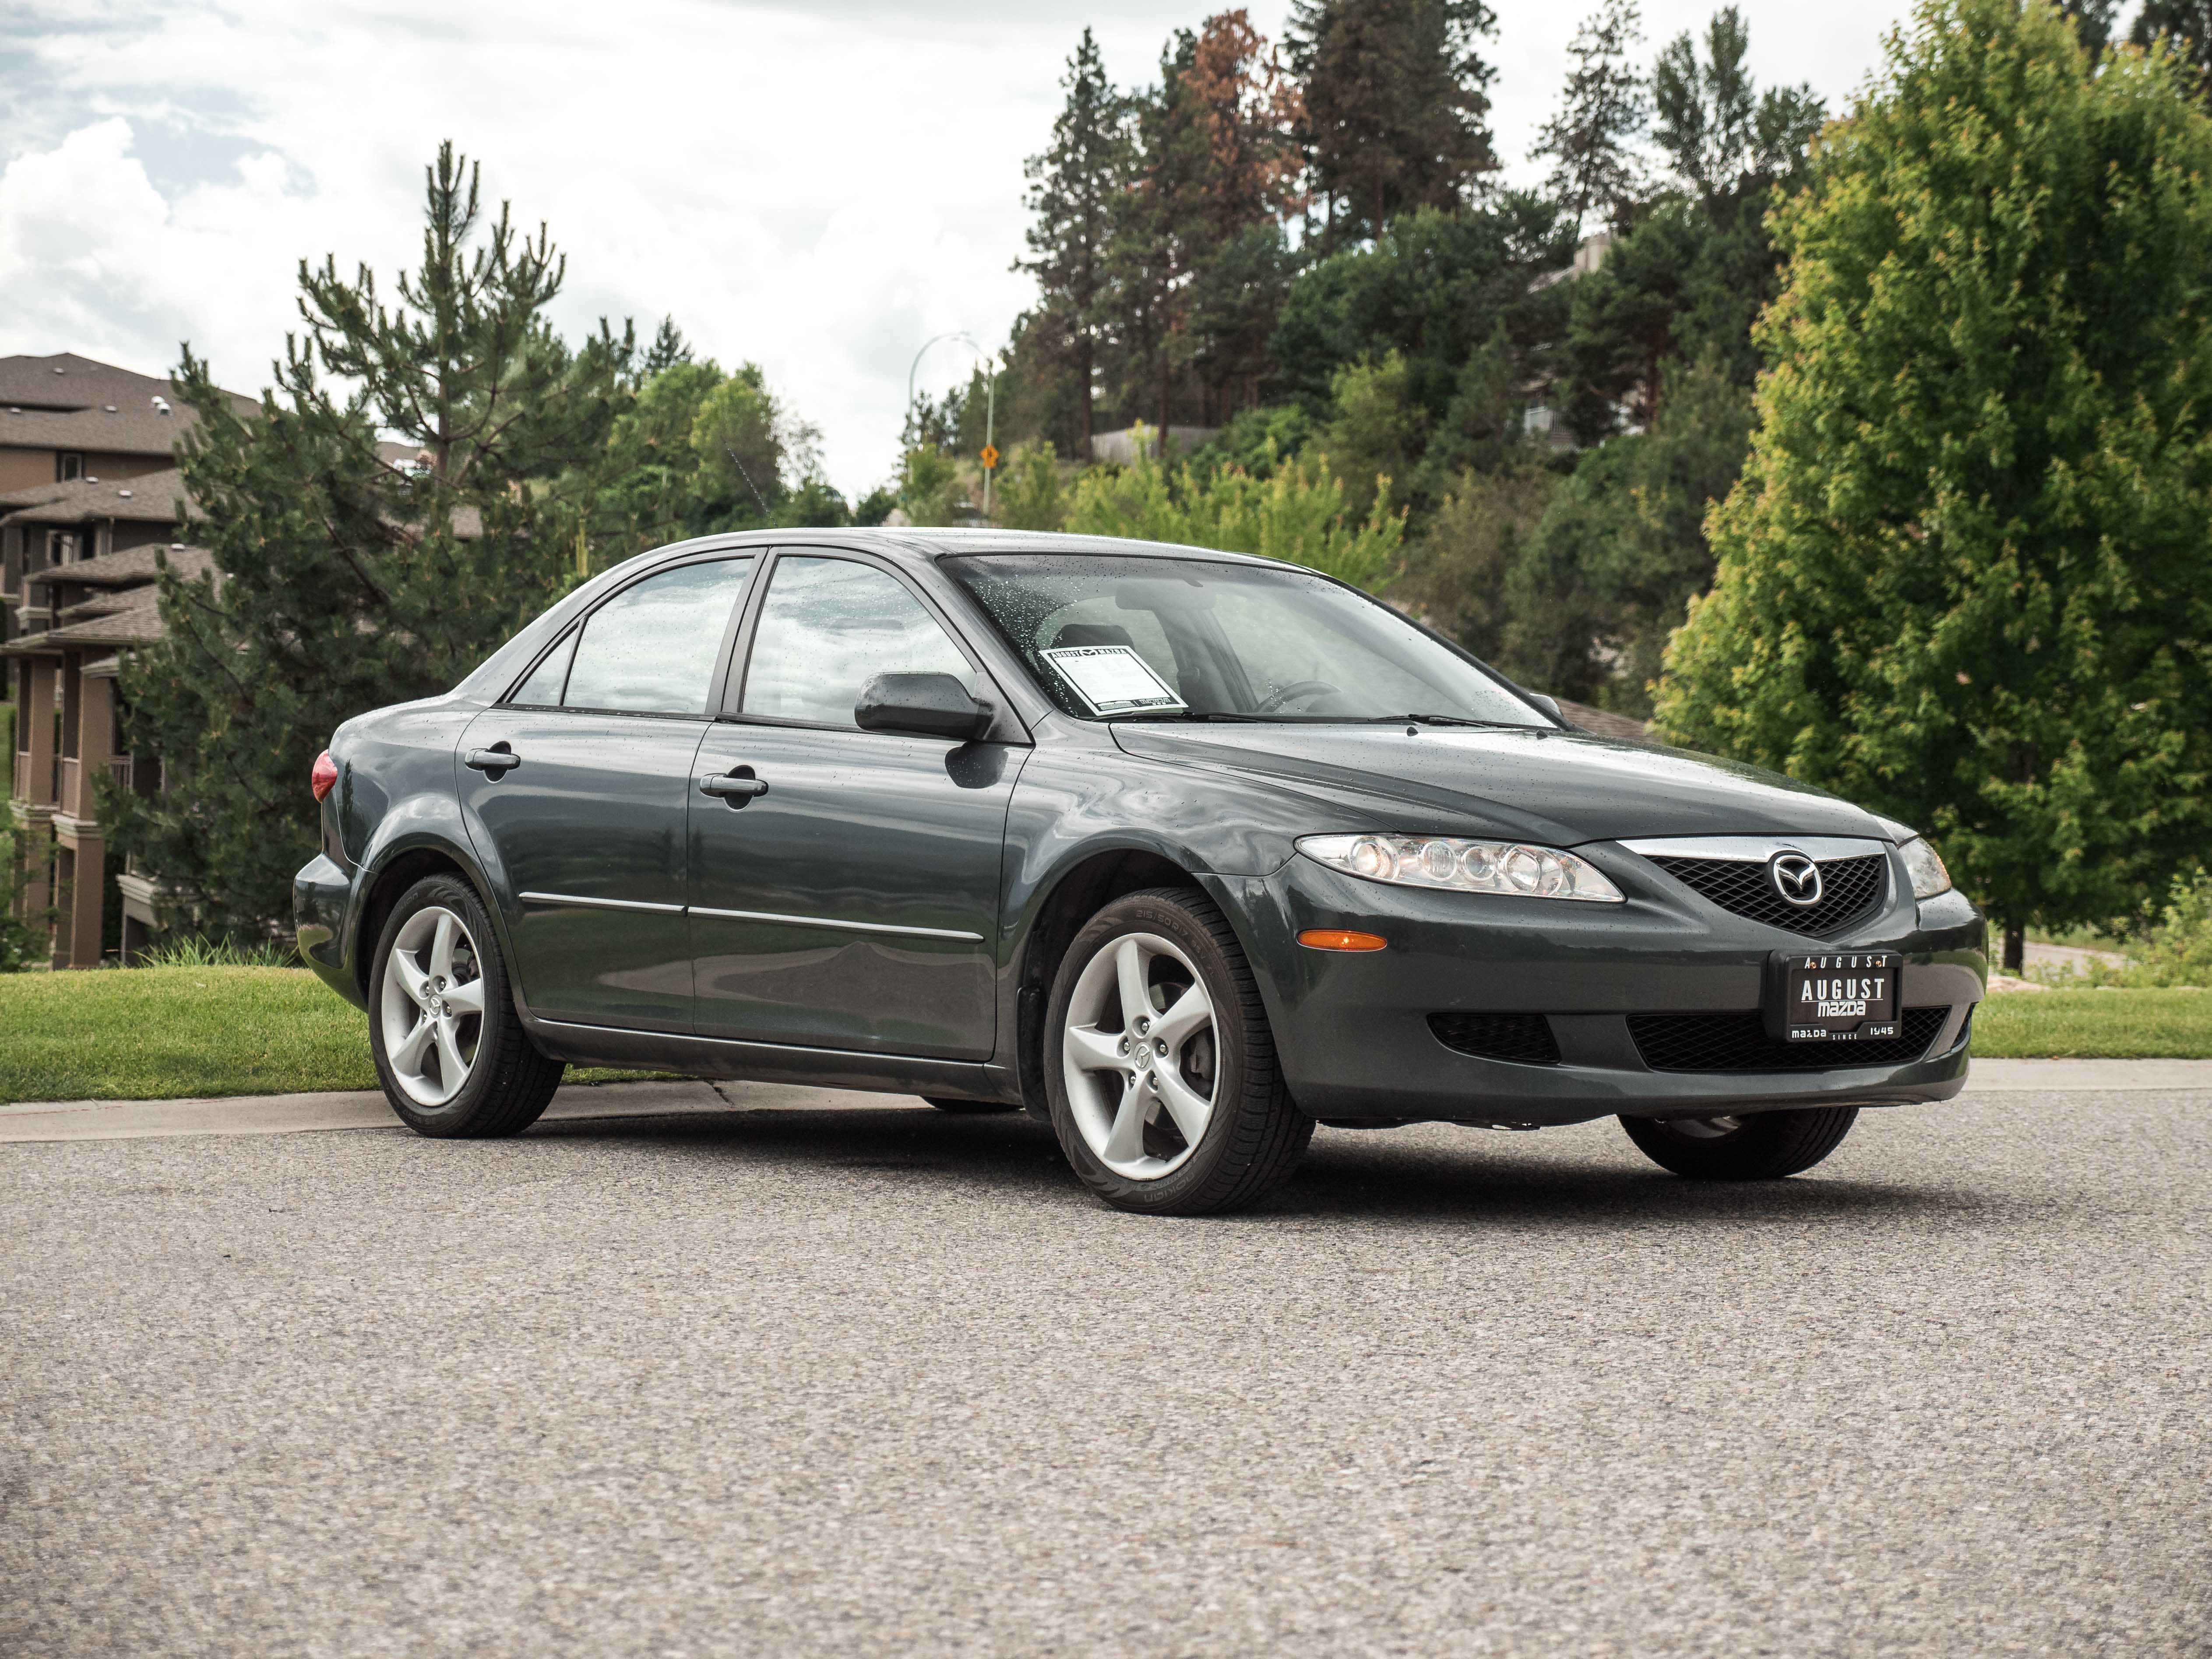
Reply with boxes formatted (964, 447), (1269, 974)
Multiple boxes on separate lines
(924, 1096), (1019, 1114)
(1044, 887), (1311, 1215)
(368, 874), (564, 1138)
(1620, 1106), (1858, 1180)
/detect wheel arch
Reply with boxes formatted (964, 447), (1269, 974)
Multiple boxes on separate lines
(1011, 845), (1210, 1117)
(349, 836), (503, 1003)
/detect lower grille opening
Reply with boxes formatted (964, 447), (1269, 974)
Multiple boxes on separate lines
(1429, 1012), (1561, 1066)
(1628, 1006), (1949, 1073)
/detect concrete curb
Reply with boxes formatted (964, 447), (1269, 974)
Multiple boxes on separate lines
(0, 1078), (926, 1144)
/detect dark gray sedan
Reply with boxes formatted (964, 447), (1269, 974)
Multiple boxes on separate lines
(294, 530), (1986, 1214)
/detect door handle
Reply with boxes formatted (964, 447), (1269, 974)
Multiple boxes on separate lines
(699, 768), (768, 803)
(465, 745), (521, 775)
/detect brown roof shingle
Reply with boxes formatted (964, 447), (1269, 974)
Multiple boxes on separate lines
(1, 590), (167, 654)
(2, 467), (189, 530)
(25, 541), (213, 591)
(0, 352), (258, 418)
(0, 477), (85, 512)
(0, 404), (201, 460)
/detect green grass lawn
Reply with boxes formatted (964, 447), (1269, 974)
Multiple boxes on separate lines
(4, 965), (2208, 1104)
(1971, 987), (2212, 1059)
(0, 966), (669, 1103)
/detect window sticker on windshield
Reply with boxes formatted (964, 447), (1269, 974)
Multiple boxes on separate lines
(1040, 644), (1187, 715)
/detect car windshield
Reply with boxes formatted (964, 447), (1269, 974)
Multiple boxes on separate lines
(941, 552), (1553, 727)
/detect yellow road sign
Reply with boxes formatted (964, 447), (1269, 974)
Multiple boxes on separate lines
(979, 444), (1000, 470)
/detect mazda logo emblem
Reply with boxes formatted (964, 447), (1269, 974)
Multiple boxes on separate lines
(1770, 852), (1823, 907)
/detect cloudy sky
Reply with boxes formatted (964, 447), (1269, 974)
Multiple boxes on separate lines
(1, 0), (1923, 497)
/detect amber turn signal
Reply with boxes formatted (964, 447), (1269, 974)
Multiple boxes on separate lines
(1297, 928), (1388, 952)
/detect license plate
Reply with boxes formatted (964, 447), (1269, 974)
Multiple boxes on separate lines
(1780, 951), (1901, 1042)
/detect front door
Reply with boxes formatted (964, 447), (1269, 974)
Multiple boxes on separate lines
(460, 555), (756, 1030)
(689, 553), (1025, 1060)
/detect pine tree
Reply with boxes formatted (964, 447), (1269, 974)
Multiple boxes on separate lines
(1532, 0), (1648, 235)
(1287, 0), (1499, 245)
(1654, 0), (2212, 971)
(1180, 10), (1307, 421)
(641, 315), (694, 377)
(1500, 358), (1752, 710)
(1181, 10), (1307, 244)
(1652, 7), (1823, 215)
(1017, 30), (1131, 457)
(1106, 31), (1213, 443)
(1106, 14), (1308, 435)
(104, 144), (633, 936)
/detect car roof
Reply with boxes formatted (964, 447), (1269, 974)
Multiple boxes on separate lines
(632, 525), (1286, 574)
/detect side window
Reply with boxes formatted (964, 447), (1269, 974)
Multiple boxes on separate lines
(510, 629), (576, 707)
(740, 557), (975, 729)
(559, 557), (754, 716)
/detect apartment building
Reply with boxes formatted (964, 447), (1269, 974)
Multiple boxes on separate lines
(0, 352), (257, 965)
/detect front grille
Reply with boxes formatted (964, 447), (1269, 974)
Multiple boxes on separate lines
(1628, 1005), (1948, 1073)
(1429, 1012), (1561, 1066)
(1649, 853), (1887, 937)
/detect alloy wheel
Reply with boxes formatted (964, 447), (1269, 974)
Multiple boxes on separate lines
(380, 905), (486, 1107)
(1061, 932), (1220, 1180)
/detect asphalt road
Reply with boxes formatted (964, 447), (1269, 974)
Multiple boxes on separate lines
(4, 1084), (2208, 1657)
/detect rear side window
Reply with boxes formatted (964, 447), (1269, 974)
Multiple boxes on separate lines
(539, 557), (754, 716)
(510, 630), (576, 706)
(739, 556), (974, 728)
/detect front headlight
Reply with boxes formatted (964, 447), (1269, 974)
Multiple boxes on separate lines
(1899, 835), (1952, 900)
(1297, 834), (1625, 903)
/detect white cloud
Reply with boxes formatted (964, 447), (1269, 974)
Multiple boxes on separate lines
(0, 0), (1911, 497)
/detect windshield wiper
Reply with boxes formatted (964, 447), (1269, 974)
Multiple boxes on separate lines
(1358, 713), (1530, 729)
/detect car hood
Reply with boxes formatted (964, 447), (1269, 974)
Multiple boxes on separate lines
(1109, 723), (1888, 847)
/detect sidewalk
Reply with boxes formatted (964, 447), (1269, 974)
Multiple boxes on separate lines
(4, 1060), (2209, 1145)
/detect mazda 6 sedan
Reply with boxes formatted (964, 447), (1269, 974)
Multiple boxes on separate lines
(294, 528), (1987, 1214)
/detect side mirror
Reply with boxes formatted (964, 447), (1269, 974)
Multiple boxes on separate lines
(1520, 690), (1564, 723)
(855, 673), (995, 742)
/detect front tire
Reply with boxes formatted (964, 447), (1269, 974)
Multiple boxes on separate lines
(1045, 888), (1311, 1215)
(1620, 1106), (1859, 1180)
(368, 874), (564, 1138)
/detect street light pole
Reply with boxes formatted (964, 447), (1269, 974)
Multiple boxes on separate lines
(905, 331), (1000, 521)
(983, 354), (998, 521)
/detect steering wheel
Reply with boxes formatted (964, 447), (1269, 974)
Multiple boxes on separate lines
(1254, 679), (1341, 714)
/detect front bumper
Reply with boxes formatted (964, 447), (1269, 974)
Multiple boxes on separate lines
(1210, 842), (1987, 1127)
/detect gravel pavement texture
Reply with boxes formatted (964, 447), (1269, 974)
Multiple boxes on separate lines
(4, 1084), (2208, 1656)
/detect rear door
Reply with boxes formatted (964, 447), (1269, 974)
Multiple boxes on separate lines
(688, 551), (1025, 1059)
(460, 555), (756, 1031)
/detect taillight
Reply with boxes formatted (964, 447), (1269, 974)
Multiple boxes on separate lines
(311, 750), (338, 802)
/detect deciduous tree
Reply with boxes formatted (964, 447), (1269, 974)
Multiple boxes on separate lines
(2132, 0), (2212, 90)
(1655, 0), (2212, 970)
